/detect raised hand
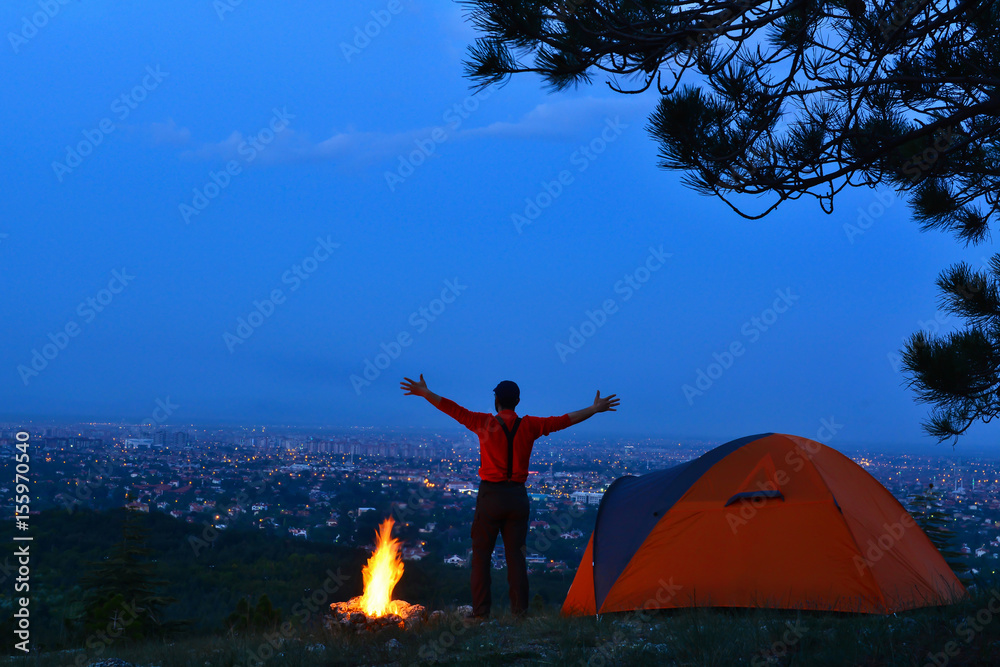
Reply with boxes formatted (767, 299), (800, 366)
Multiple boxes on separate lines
(593, 390), (619, 413)
(401, 374), (429, 397)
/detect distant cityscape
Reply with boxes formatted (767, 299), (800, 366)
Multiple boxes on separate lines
(3, 423), (999, 577)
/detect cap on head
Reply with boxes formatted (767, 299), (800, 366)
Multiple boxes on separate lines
(493, 380), (520, 410)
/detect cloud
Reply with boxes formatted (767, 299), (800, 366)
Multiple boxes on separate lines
(460, 96), (649, 141)
(150, 119), (191, 146)
(180, 126), (432, 166)
(309, 127), (428, 162)
(177, 125), (322, 165)
(179, 130), (246, 162)
(167, 95), (651, 166)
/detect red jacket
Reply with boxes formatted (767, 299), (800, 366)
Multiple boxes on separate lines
(435, 397), (572, 483)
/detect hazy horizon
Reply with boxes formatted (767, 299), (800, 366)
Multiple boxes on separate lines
(7, 416), (995, 458)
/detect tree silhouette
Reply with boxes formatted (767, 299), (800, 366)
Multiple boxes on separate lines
(75, 502), (184, 641)
(223, 594), (282, 635)
(902, 255), (1000, 442)
(462, 0), (999, 236)
(462, 1), (1000, 440)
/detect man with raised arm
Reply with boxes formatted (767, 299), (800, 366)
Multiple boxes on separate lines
(400, 374), (620, 619)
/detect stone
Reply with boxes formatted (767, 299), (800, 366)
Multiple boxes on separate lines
(327, 597), (430, 632)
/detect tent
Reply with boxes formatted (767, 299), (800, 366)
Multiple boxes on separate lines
(562, 433), (966, 615)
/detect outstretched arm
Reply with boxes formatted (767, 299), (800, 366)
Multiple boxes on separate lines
(567, 390), (620, 426)
(400, 374), (442, 408)
(401, 374), (485, 432)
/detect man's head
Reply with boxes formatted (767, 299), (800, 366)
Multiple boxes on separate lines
(493, 380), (520, 412)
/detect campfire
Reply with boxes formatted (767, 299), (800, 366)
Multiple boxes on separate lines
(328, 517), (428, 631)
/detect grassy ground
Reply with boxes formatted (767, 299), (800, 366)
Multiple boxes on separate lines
(6, 589), (1000, 667)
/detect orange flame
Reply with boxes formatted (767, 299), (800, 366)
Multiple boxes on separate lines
(359, 517), (405, 617)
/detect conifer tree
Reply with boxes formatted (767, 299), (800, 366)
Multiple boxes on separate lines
(902, 256), (1000, 442)
(223, 594), (282, 635)
(76, 501), (183, 640)
(462, 0), (999, 235)
(461, 1), (1000, 439)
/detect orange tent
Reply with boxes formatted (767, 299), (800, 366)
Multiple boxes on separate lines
(562, 433), (966, 615)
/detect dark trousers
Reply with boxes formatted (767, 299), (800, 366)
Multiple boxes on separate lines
(470, 480), (530, 617)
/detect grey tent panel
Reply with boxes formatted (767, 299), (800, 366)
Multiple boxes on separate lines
(592, 433), (774, 611)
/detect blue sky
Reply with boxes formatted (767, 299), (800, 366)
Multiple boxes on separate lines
(1, 0), (994, 452)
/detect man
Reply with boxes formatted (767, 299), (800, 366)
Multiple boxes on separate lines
(400, 373), (619, 618)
